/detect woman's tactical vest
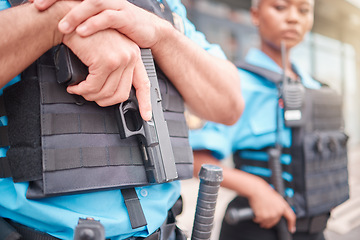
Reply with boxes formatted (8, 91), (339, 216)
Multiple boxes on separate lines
(234, 62), (349, 218)
(0, 0), (193, 205)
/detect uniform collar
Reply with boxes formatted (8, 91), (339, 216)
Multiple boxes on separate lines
(245, 48), (283, 74)
(245, 48), (320, 89)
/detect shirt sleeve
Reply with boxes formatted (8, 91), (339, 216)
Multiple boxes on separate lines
(0, 0), (10, 10)
(165, 0), (227, 59)
(189, 122), (237, 160)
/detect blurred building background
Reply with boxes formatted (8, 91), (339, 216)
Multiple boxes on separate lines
(182, 0), (360, 146)
(177, 1), (360, 239)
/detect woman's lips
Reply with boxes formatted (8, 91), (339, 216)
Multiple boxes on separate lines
(282, 29), (301, 39)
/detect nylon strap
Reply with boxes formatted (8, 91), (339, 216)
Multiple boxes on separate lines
(2, 218), (59, 240)
(121, 188), (147, 229)
(236, 61), (283, 84)
(0, 95), (6, 117)
(0, 218), (21, 240)
(0, 126), (10, 147)
(41, 80), (85, 105)
(43, 145), (143, 172)
(237, 158), (292, 177)
(0, 95), (10, 178)
(41, 112), (119, 135)
(0, 157), (11, 178)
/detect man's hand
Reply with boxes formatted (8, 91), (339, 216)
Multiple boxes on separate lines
(248, 184), (296, 233)
(32, 0), (245, 125)
(34, 0), (167, 49)
(63, 30), (152, 120)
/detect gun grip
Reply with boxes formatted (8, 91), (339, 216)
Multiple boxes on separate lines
(54, 44), (88, 86)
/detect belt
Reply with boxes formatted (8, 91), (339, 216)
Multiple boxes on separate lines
(2, 218), (59, 240)
(296, 213), (330, 234)
(3, 218), (169, 240)
(1, 206), (180, 240)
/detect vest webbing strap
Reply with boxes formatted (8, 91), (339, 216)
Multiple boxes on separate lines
(121, 188), (147, 229)
(0, 218), (22, 240)
(41, 113), (119, 135)
(1, 217), (59, 240)
(166, 119), (188, 138)
(237, 158), (292, 178)
(43, 145), (143, 172)
(41, 72), (186, 113)
(0, 95), (10, 178)
(233, 149), (294, 193)
(41, 80), (85, 104)
(41, 111), (189, 138)
(0, 157), (11, 178)
(0, 126), (10, 147)
(0, 95), (7, 117)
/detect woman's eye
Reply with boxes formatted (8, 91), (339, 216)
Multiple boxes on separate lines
(299, 8), (311, 14)
(274, 5), (287, 11)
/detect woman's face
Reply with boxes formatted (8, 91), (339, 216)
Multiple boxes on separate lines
(252, 0), (314, 50)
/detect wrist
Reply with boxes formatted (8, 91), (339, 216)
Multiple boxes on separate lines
(246, 177), (273, 200)
(44, 1), (78, 46)
(151, 19), (178, 55)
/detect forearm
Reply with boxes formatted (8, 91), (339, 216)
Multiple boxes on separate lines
(36, 0), (244, 124)
(193, 150), (269, 198)
(152, 23), (244, 125)
(0, 2), (72, 87)
(194, 150), (296, 230)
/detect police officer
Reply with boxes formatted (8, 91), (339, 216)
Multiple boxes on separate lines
(0, 0), (244, 239)
(191, 0), (348, 239)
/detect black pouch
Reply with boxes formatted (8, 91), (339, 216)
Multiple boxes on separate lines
(303, 130), (349, 216)
(294, 86), (349, 217)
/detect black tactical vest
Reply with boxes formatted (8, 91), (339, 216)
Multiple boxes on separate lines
(234, 62), (349, 218)
(0, 0), (193, 200)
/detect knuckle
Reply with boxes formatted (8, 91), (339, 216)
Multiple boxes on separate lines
(103, 89), (116, 99)
(131, 46), (141, 58)
(105, 54), (121, 71)
(87, 18), (100, 29)
(83, 95), (95, 102)
(105, 10), (117, 22)
(89, 0), (104, 8)
(125, 46), (141, 64)
(85, 85), (100, 94)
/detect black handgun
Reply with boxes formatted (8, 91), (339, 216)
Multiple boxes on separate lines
(115, 49), (178, 183)
(54, 45), (178, 184)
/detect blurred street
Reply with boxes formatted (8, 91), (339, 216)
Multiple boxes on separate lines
(177, 144), (360, 240)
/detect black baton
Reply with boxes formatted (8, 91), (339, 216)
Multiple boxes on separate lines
(191, 164), (223, 240)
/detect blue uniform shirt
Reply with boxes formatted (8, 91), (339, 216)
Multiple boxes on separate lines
(190, 48), (321, 198)
(0, 0), (226, 239)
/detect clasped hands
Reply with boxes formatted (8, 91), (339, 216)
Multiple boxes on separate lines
(32, 0), (165, 121)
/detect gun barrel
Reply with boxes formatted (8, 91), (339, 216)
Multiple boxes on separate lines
(141, 49), (178, 182)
